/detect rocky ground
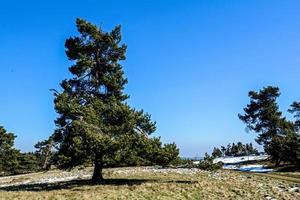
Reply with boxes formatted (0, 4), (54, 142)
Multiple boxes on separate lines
(0, 167), (299, 199)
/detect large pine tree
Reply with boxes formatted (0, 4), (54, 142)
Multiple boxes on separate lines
(52, 19), (166, 182)
(238, 86), (297, 165)
(238, 86), (294, 146)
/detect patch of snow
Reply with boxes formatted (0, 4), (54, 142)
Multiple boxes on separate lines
(239, 164), (273, 173)
(213, 155), (269, 164)
(223, 164), (238, 170)
(213, 155), (273, 173)
(223, 164), (273, 173)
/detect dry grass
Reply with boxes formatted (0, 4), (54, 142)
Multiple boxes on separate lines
(0, 167), (299, 200)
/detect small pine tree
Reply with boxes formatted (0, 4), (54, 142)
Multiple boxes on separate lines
(212, 147), (222, 158)
(220, 146), (226, 156)
(0, 126), (20, 175)
(225, 144), (232, 156)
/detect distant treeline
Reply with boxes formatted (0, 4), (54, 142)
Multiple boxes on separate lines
(0, 127), (41, 175)
(212, 142), (259, 158)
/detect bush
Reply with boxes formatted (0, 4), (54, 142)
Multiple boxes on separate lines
(197, 153), (222, 171)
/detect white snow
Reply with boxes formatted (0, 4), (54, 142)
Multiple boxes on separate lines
(214, 155), (273, 173)
(222, 164), (239, 170)
(239, 164), (272, 172)
(192, 161), (200, 165)
(223, 164), (273, 172)
(213, 155), (269, 164)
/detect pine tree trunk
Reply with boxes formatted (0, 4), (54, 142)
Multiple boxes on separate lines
(275, 159), (281, 167)
(42, 141), (53, 170)
(92, 155), (103, 183)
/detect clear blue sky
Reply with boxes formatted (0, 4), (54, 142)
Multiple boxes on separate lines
(1, 0), (300, 157)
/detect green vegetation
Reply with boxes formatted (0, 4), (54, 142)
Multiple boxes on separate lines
(0, 126), (40, 175)
(212, 142), (259, 158)
(0, 126), (20, 175)
(198, 153), (222, 171)
(239, 86), (300, 166)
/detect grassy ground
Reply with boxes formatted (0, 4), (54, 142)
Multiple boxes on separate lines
(0, 167), (299, 200)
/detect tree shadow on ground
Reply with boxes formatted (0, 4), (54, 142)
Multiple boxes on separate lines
(276, 165), (300, 172)
(0, 178), (197, 192)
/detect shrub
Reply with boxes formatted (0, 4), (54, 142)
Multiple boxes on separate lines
(198, 153), (222, 171)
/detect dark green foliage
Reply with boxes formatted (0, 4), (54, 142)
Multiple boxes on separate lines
(0, 126), (20, 175)
(238, 86), (294, 146)
(239, 86), (300, 165)
(52, 18), (179, 182)
(289, 101), (300, 132)
(198, 153), (222, 171)
(286, 102), (300, 166)
(225, 144), (231, 156)
(105, 135), (180, 167)
(266, 134), (300, 166)
(159, 143), (180, 166)
(283, 134), (300, 166)
(0, 126), (40, 175)
(214, 142), (258, 158)
(132, 136), (179, 167)
(212, 147), (222, 158)
(220, 146), (226, 156)
(144, 140), (179, 167)
(230, 142), (238, 156)
(16, 152), (40, 173)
